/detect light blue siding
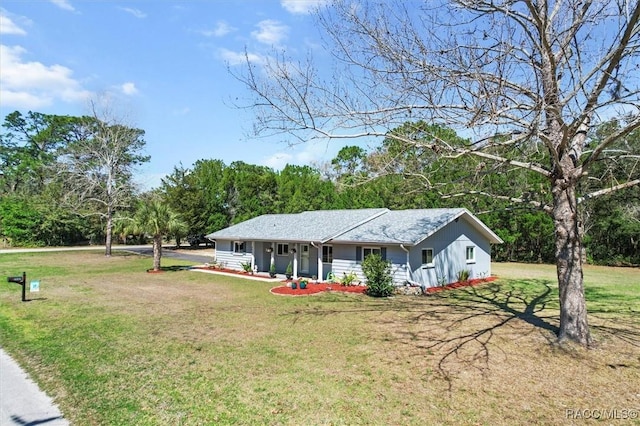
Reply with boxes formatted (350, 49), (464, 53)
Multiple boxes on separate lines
(330, 245), (407, 285)
(210, 210), (498, 287)
(215, 239), (254, 271)
(408, 217), (493, 287)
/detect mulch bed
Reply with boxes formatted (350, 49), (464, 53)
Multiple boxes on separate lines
(192, 265), (497, 296)
(270, 282), (367, 296)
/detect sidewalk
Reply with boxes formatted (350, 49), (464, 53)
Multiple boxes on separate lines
(0, 348), (69, 425)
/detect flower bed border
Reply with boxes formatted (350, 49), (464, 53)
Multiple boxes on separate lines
(270, 282), (367, 296)
(424, 276), (497, 294)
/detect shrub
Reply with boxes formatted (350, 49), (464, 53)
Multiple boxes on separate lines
(361, 254), (394, 297)
(340, 271), (358, 286)
(240, 261), (253, 273)
(457, 269), (470, 282)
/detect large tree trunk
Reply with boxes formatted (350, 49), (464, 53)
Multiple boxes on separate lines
(152, 235), (162, 272)
(105, 205), (113, 257)
(552, 181), (592, 346)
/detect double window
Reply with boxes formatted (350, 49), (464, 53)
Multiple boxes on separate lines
(233, 241), (245, 254)
(277, 243), (289, 256)
(363, 247), (381, 259)
(357, 246), (385, 262)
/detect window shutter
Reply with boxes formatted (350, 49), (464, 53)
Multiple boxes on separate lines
(230, 241), (234, 251)
(356, 246), (362, 261)
(381, 247), (387, 260)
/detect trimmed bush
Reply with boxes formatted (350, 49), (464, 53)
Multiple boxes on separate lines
(361, 254), (394, 297)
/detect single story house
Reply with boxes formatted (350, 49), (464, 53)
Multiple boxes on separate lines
(205, 208), (503, 288)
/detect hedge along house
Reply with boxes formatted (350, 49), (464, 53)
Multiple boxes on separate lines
(205, 208), (503, 288)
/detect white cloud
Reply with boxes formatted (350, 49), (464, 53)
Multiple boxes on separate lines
(263, 152), (293, 170)
(281, 0), (329, 14)
(49, 0), (75, 12)
(0, 44), (91, 109)
(262, 141), (336, 170)
(251, 20), (289, 45)
(120, 7), (147, 19)
(218, 48), (263, 66)
(202, 21), (235, 37)
(0, 11), (27, 35)
(121, 82), (139, 95)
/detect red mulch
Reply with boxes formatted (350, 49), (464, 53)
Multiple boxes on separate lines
(270, 282), (367, 296)
(424, 276), (497, 293)
(192, 265), (496, 296)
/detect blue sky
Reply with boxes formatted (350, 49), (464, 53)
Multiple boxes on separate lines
(0, 0), (342, 189)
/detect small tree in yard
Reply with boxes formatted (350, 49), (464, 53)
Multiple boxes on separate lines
(128, 200), (187, 272)
(362, 253), (394, 298)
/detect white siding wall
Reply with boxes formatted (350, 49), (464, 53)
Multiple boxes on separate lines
(331, 244), (408, 286)
(215, 239), (254, 271)
(408, 217), (493, 288)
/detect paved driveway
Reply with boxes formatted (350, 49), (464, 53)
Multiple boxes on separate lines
(124, 246), (215, 264)
(0, 245), (215, 265)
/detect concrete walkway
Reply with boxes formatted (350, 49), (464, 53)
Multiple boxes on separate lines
(0, 348), (69, 425)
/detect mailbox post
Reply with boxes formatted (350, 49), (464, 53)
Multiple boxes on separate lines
(7, 272), (26, 302)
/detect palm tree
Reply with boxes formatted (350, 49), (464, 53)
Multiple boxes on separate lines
(129, 200), (187, 271)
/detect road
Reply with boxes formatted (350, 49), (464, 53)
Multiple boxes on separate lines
(0, 245), (215, 264)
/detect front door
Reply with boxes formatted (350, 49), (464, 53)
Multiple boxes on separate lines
(300, 244), (310, 274)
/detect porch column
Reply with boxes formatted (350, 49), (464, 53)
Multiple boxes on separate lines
(251, 241), (256, 271)
(293, 244), (298, 279)
(317, 244), (324, 282)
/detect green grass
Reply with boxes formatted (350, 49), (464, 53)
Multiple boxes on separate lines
(1, 252), (638, 425)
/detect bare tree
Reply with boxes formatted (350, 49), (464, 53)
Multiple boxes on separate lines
(232, 0), (640, 346)
(59, 100), (149, 256)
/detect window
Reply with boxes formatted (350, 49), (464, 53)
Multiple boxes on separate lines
(233, 241), (245, 254)
(422, 248), (434, 267)
(466, 246), (476, 263)
(363, 247), (381, 259)
(322, 245), (333, 263)
(277, 243), (289, 256)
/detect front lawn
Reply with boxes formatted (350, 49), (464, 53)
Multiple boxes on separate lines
(1, 252), (638, 425)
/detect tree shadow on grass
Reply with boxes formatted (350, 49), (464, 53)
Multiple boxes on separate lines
(286, 278), (640, 389)
(146, 265), (193, 273)
(390, 280), (561, 388)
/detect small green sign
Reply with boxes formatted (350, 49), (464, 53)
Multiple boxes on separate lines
(30, 280), (40, 292)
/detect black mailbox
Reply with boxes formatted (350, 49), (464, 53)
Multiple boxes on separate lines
(7, 272), (27, 302)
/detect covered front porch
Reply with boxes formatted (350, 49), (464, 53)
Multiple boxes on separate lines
(251, 241), (332, 281)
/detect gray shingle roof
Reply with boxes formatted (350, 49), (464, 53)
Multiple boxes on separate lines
(332, 208), (466, 244)
(206, 208), (503, 245)
(205, 208), (388, 242)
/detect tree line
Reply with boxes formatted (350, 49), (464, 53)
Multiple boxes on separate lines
(1, 111), (637, 266)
